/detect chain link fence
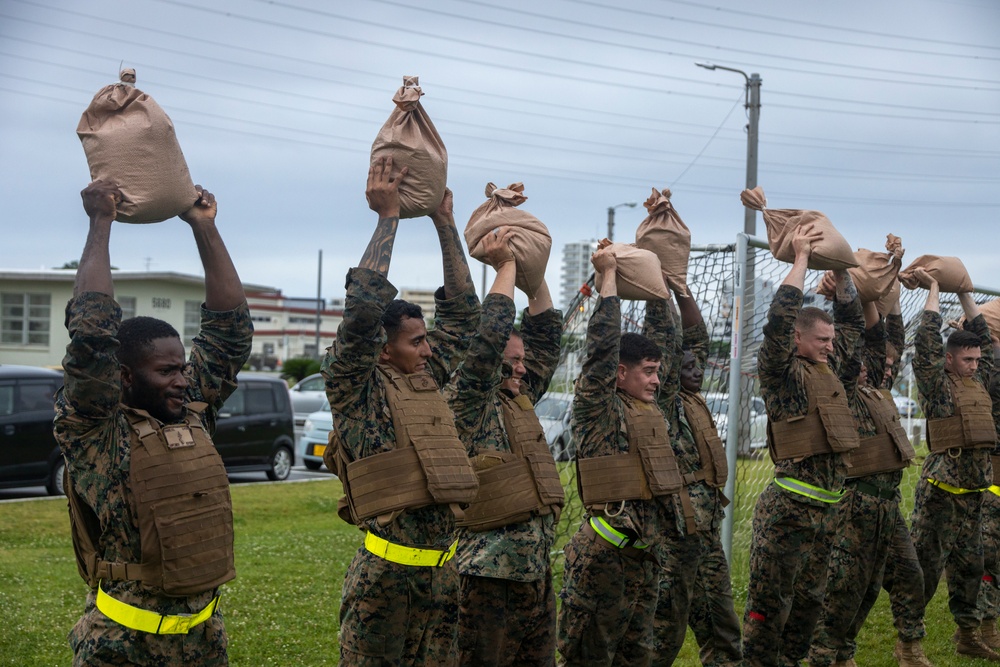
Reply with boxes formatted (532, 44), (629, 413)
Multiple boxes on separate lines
(550, 235), (1000, 598)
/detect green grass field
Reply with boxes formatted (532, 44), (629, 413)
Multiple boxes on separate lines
(0, 477), (994, 666)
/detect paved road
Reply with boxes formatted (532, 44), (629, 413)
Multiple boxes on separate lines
(0, 466), (334, 503)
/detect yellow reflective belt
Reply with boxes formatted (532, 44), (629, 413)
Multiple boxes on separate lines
(589, 517), (649, 549)
(988, 485), (1000, 497)
(926, 478), (987, 495)
(96, 582), (219, 635)
(773, 477), (844, 504)
(364, 532), (458, 567)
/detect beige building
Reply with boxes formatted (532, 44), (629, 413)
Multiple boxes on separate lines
(0, 270), (343, 370)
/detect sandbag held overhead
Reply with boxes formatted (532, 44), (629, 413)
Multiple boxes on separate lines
(77, 68), (198, 223)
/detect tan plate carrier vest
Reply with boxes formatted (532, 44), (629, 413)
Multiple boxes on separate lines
(767, 362), (860, 462)
(67, 403), (235, 596)
(680, 391), (728, 488)
(457, 393), (565, 532)
(576, 393), (682, 511)
(992, 455), (1000, 487)
(926, 375), (997, 454)
(332, 365), (479, 525)
(847, 387), (915, 478)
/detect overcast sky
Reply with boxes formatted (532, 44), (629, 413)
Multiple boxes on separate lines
(2, 0), (998, 310)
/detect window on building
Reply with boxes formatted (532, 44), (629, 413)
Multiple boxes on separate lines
(1, 292), (51, 346)
(184, 300), (200, 345)
(119, 296), (136, 320)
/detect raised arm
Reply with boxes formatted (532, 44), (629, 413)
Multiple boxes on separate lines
(181, 187), (244, 312)
(430, 187), (475, 299)
(520, 277), (563, 405)
(75, 181), (119, 297)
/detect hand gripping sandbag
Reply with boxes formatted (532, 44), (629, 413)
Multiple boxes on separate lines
(740, 186), (858, 270)
(898, 255), (974, 293)
(371, 76), (448, 219)
(818, 233), (905, 304)
(593, 243), (671, 301)
(464, 182), (551, 299)
(77, 69), (198, 223)
(635, 187), (692, 298)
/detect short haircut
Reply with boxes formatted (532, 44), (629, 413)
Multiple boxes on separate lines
(795, 307), (833, 332)
(947, 329), (982, 353)
(620, 332), (662, 367)
(508, 328), (523, 343)
(885, 341), (898, 364)
(382, 299), (424, 342)
(118, 316), (180, 369)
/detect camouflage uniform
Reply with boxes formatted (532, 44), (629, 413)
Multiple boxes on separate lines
(743, 284), (864, 667)
(323, 267), (480, 666)
(809, 317), (906, 666)
(852, 312), (927, 654)
(910, 312), (994, 629)
(54, 291), (253, 666)
(557, 295), (679, 667)
(973, 352), (1000, 623)
(652, 316), (741, 667)
(444, 293), (563, 666)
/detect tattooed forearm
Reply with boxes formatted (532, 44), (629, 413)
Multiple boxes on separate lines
(436, 220), (474, 299)
(835, 270), (858, 303)
(359, 216), (399, 276)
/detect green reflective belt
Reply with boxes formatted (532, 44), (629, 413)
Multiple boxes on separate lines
(589, 517), (649, 549)
(773, 477), (844, 504)
(926, 478), (986, 495)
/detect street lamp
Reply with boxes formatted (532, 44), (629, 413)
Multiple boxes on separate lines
(695, 62), (761, 236)
(607, 201), (638, 242)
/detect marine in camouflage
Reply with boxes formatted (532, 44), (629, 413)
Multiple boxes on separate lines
(444, 291), (563, 666)
(55, 292), (253, 666)
(743, 281), (864, 667)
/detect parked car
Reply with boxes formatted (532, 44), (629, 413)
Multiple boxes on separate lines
(703, 392), (768, 453)
(0, 365), (65, 495)
(299, 398), (333, 471)
(535, 391), (575, 461)
(892, 389), (919, 418)
(288, 372), (326, 434)
(215, 374), (296, 481)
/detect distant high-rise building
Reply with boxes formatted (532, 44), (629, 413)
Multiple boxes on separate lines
(560, 240), (598, 310)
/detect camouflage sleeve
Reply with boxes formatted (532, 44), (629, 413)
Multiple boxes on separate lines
(914, 310), (951, 418)
(322, 267), (396, 419)
(519, 306), (563, 405)
(830, 290), (865, 383)
(643, 299), (682, 417)
(964, 314), (995, 388)
(860, 318), (888, 391)
(757, 285), (802, 393)
(885, 312), (905, 386)
(573, 296), (621, 433)
(444, 294), (514, 442)
(185, 302), (254, 425)
(683, 321), (710, 369)
(55, 292), (123, 443)
(991, 370), (1000, 443)
(426, 281), (482, 388)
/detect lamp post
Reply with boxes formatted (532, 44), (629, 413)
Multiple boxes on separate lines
(607, 201), (638, 242)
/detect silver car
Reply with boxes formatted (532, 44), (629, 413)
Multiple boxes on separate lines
(702, 392), (768, 454)
(534, 391), (575, 461)
(288, 373), (326, 435)
(298, 398), (332, 471)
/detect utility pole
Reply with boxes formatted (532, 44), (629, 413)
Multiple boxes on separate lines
(607, 201), (638, 241)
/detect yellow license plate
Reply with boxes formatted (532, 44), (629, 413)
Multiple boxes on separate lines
(312, 444), (326, 457)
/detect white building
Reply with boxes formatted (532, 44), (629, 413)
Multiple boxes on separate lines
(560, 240), (598, 310)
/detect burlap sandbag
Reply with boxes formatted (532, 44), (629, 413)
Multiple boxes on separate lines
(740, 186), (857, 270)
(464, 183), (551, 299)
(635, 188), (691, 298)
(370, 76), (447, 219)
(898, 255), (974, 293)
(594, 243), (671, 301)
(817, 233), (904, 304)
(77, 69), (198, 223)
(973, 300), (1000, 340)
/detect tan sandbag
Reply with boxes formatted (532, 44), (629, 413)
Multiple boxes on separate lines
(875, 279), (901, 318)
(898, 255), (974, 293)
(77, 69), (198, 223)
(817, 233), (905, 304)
(635, 188), (691, 298)
(370, 76), (447, 219)
(464, 183), (551, 299)
(594, 243), (671, 301)
(740, 186), (857, 270)
(976, 300), (1000, 339)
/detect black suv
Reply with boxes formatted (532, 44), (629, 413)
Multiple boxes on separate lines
(215, 373), (296, 481)
(0, 365), (65, 495)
